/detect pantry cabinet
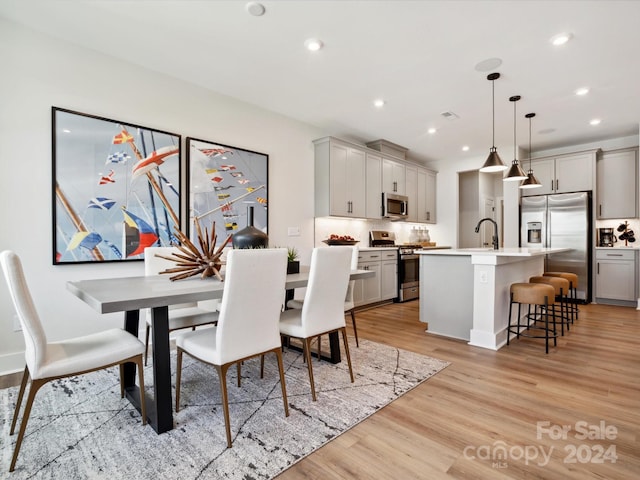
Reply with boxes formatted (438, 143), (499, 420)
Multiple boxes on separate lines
(365, 151), (383, 219)
(314, 137), (366, 218)
(406, 166), (437, 224)
(521, 150), (597, 196)
(595, 249), (638, 305)
(596, 148), (638, 219)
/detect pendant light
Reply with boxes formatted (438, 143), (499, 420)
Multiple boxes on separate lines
(504, 95), (528, 181)
(520, 112), (542, 189)
(480, 72), (507, 172)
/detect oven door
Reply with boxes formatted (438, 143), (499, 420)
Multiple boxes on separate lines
(398, 254), (419, 302)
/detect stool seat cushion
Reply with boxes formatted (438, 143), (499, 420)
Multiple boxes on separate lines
(529, 276), (569, 295)
(543, 271), (578, 287)
(510, 283), (555, 305)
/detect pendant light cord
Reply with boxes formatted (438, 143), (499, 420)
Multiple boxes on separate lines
(492, 79), (495, 147)
(513, 99), (516, 160)
(528, 115), (532, 169)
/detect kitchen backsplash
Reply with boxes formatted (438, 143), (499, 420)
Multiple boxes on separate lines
(595, 218), (639, 247)
(314, 217), (434, 247)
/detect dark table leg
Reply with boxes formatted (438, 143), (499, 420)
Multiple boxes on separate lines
(122, 307), (174, 434)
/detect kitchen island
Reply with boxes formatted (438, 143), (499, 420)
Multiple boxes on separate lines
(417, 247), (569, 350)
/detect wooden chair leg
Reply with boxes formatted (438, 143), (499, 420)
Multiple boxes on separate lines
(260, 354), (265, 379)
(216, 363), (233, 448)
(237, 362), (242, 387)
(134, 356), (147, 426)
(317, 335), (322, 360)
(274, 349), (289, 417)
(10, 366), (29, 435)
(303, 337), (317, 401)
(350, 310), (359, 347)
(340, 327), (355, 383)
(175, 348), (183, 412)
(119, 364), (125, 398)
(144, 324), (151, 366)
(10, 378), (46, 472)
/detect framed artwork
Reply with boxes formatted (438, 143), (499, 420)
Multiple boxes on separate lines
(52, 107), (181, 264)
(186, 137), (268, 246)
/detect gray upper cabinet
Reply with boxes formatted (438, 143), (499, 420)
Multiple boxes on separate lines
(382, 157), (406, 195)
(314, 137), (366, 218)
(366, 151), (383, 219)
(596, 148), (638, 219)
(521, 150), (597, 196)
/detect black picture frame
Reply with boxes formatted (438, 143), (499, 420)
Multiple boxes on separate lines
(52, 107), (182, 264)
(186, 137), (268, 246)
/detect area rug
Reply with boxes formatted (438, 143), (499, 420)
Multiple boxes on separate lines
(0, 338), (449, 479)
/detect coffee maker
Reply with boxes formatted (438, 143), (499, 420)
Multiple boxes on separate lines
(598, 228), (617, 247)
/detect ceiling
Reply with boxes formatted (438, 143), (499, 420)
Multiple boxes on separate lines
(2, 0), (639, 165)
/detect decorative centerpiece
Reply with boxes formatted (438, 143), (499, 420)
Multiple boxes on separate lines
(322, 234), (359, 246)
(155, 219), (231, 281)
(617, 221), (636, 246)
(232, 205), (269, 249)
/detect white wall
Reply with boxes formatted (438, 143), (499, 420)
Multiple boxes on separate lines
(0, 19), (323, 374)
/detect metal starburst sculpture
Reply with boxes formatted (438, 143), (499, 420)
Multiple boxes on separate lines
(154, 219), (232, 281)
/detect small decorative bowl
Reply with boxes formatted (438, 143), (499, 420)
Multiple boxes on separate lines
(322, 239), (359, 246)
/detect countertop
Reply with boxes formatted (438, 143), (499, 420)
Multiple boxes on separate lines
(595, 246), (639, 250)
(359, 245), (451, 252)
(417, 247), (569, 257)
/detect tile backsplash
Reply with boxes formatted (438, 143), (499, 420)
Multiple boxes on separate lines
(314, 217), (434, 247)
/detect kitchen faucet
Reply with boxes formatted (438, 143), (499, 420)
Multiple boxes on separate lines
(475, 218), (500, 250)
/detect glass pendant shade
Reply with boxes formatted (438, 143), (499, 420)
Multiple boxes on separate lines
(520, 112), (542, 189)
(504, 95), (527, 181)
(479, 73), (507, 173)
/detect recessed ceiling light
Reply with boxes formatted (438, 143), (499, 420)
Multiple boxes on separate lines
(245, 2), (266, 16)
(550, 32), (573, 46)
(462, 146), (470, 152)
(590, 118), (601, 126)
(304, 38), (324, 52)
(62, 129), (71, 133)
(474, 58), (503, 72)
(373, 99), (385, 108)
(575, 87), (590, 96)
(427, 128), (437, 134)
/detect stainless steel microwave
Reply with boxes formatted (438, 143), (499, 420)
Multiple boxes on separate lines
(382, 192), (408, 220)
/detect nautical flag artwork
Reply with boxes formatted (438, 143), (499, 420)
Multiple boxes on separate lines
(53, 107), (181, 264)
(99, 170), (116, 185)
(122, 208), (159, 257)
(87, 197), (116, 210)
(106, 151), (131, 164)
(187, 137), (267, 247)
(256, 197), (267, 205)
(67, 231), (103, 252)
(112, 130), (134, 144)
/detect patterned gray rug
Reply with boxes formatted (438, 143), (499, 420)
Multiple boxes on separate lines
(0, 338), (449, 479)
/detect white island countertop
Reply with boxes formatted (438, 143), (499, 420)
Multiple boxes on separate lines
(417, 247), (569, 257)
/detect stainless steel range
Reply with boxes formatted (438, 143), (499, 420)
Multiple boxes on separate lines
(370, 231), (421, 303)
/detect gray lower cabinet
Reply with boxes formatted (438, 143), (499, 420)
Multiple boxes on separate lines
(354, 250), (398, 307)
(595, 249), (638, 305)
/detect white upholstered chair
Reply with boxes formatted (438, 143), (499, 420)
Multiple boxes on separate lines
(286, 246), (360, 347)
(143, 246), (219, 365)
(0, 250), (147, 472)
(174, 248), (289, 448)
(280, 246), (355, 401)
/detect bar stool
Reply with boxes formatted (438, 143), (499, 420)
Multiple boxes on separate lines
(529, 276), (571, 336)
(507, 282), (558, 354)
(543, 272), (579, 323)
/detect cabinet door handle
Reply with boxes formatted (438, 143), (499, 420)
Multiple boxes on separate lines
(599, 204), (602, 217)
(606, 253), (624, 257)
(555, 179), (559, 191)
(597, 262), (599, 274)
(426, 211), (430, 221)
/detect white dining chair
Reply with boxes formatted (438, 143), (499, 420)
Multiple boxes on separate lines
(0, 250), (147, 472)
(280, 246), (355, 401)
(143, 246), (219, 365)
(174, 248), (289, 448)
(286, 246), (360, 348)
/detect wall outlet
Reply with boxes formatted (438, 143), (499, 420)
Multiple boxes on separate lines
(479, 271), (488, 284)
(13, 314), (22, 332)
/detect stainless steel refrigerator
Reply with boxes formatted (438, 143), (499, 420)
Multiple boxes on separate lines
(520, 191), (592, 302)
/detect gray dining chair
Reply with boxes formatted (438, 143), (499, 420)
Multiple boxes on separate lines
(0, 250), (147, 472)
(174, 248), (289, 448)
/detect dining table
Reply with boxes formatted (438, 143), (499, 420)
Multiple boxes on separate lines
(67, 268), (374, 434)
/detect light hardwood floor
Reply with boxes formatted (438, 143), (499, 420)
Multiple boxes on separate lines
(2, 302), (638, 479)
(277, 301), (640, 479)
